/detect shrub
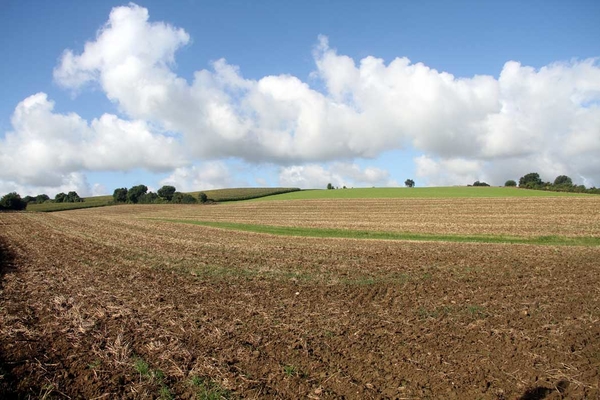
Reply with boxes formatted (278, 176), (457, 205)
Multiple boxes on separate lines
(504, 180), (517, 187)
(472, 181), (490, 187)
(405, 179), (415, 188)
(171, 192), (197, 204)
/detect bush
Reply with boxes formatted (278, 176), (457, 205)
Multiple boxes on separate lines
(504, 180), (517, 187)
(0, 192), (27, 211)
(405, 179), (415, 188)
(35, 194), (50, 204)
(55, 192), (68, 203)
(472, 181), (490, 187)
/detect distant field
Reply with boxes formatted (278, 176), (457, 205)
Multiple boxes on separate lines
(189, 187), (300, 202)
(26, 195), (113, 212)
(25, 188), (301, 212)
(254, 186), (586, 200)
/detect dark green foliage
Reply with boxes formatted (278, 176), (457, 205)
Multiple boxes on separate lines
(405, 179), (415, 188)
(327, 183), (334, 190)
(157, 185), (176, 201)
(35, 194), (50, 204)
(519, 172), (543, 188)
(472, 181), (490, 187)
(113, 188), (128, 203)
(127, 185), (148, 204)
(138, 192), (159, 204)
(198, 192), (208, 203)
(505, 180), (517, 187)
(171, 192), (197, 204)
(23, 195), (35, 204)
(67, 191), (83, 202)
(554, 175), (573, 186)
(55, 192), (68, 203)
(0, 192), (27, 211)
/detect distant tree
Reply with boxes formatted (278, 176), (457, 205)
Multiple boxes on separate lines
(127, 185), (148, 204)
(198, 192), (208, 203)
(157, 185), (176, 201)
(23, 195), (35, 204)
(327, 183), (334, 190)
(55, 192), (68, 203)
(171, 192), (197, 204)
(138, 192), (159, 204)
(35, 194), (50, 204)
(504, 180), (517, 187)
(472, 181), (490, 187)
(554, 175), (573, 186)
(519, 173), (543, 188)
(113, 188), (128, 203)
(0, 192), (27, 211)
(405, 179), (415, 188)
(67, 191), (82, 203)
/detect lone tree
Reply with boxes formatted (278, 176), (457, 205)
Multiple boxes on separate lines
(405, 179), (415, 188)
(0, 192), (27, 211)
(127, 185), (148, 204)
(327, 183), (334, 190)
(554, 175), (573, 186)
(157, 185), (176, 201)
(505, 180), (517, 187)
(113, 188), (128, 203)
(519, 172), (543, 188)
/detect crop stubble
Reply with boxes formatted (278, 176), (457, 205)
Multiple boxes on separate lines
(0, 197), (599, 398)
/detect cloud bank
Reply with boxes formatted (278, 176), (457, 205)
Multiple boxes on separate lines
(1, 3), (599, 194)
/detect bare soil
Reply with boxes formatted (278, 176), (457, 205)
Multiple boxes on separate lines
(1, 206), (599, 399)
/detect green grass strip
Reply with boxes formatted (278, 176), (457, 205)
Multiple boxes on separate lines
(150, 219), (600, 247)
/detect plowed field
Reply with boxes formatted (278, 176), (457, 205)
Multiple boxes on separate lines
(1, 197), (599, 399)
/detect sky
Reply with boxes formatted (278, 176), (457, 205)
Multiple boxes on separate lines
(1, 0), (599, 197)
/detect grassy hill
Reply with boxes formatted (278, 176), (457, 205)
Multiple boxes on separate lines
(26, 195), (114, 212)
(252, 186), (588, 201)
(189, 187), (300, 202)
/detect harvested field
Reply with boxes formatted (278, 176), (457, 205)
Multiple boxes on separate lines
(124, 196), (600, 238)
(1, 201), (600, 399)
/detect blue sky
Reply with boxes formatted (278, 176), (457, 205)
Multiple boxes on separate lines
(1, 0), (599, 196)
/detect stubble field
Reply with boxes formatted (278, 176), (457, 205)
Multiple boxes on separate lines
(1, 195), (599, 399)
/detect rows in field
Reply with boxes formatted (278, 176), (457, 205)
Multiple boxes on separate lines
(2, 211), (600, 398)
(95, 196), (600, 237)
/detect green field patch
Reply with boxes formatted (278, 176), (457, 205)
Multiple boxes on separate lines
(252, 186), (588, 201)
(150, 219), (600, 247)
(26, 195), (114, 212)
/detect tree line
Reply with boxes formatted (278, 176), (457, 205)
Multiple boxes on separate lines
(0, 191), (83, 211)
(112, 185), (209, 204)
(506, 173), (600, 194)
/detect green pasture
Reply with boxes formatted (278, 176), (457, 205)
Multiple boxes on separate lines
(252, 186), (586, 201)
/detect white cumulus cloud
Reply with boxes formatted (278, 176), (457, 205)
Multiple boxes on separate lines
(279, 163), (397, 189)
(2, 3), (599, 195)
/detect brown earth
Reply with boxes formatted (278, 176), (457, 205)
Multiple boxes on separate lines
(117, 196), (600, 237)
(0, 205), (599, 399)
